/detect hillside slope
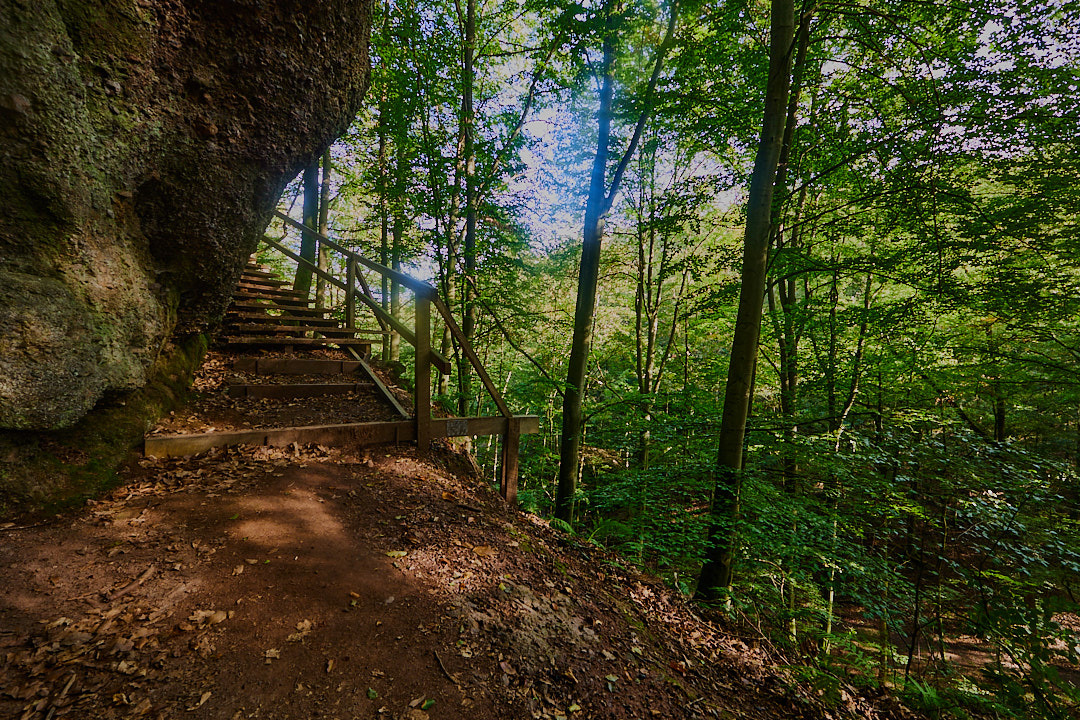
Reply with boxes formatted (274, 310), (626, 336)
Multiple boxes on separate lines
(0, 437), (915, 720)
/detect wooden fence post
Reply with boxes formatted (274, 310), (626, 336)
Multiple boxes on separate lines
(345, 258), (356, 331)
(415, 294), (431, 454)
(500, 417), (520, 505)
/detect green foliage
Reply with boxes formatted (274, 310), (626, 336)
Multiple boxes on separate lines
(549, 517), (574, 535)
(272, 0), (1080, 714)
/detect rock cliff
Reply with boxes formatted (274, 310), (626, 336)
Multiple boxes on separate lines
(0, 0), (372, 430)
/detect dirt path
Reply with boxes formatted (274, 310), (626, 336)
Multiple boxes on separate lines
(0, 440), (902, 720)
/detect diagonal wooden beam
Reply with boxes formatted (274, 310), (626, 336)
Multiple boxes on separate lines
(346, 347), (411, 419)
(261, 234), (451, 374)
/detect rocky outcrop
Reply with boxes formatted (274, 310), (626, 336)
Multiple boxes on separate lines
(0, 0), (372, 429)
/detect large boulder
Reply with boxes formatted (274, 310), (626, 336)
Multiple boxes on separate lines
(0, 0), (372, 429)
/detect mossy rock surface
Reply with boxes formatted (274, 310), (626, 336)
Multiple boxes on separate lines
(0, 334), (208, 518)
(0, 0), (373, 431)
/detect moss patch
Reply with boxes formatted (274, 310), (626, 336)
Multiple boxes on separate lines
(0, 333), (208, 518)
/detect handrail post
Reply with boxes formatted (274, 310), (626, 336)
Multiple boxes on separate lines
(500, 417), (520, 505)
(415, 293), (432, 454)
(345, 258), (356, 332)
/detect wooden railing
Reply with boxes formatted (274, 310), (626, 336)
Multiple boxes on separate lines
(264, 210), (534, 502)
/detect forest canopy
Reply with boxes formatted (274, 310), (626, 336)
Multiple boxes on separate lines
(265, 0), (1080, 715)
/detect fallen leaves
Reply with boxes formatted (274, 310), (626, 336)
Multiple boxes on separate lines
(287, 619), (313, 642)
(409, 696), (436, 710)
(186, 690), (212, 711)
(188, 609), (229, 627)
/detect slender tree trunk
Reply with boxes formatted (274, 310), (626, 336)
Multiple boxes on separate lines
(294, 159), (320, 298)
(555, 0), (677, 523)
(315, 149), (332, 309)
(555, 23), (613, 521)
(389, 127), (407, 363)
(768, 11), (812, 491)
(460, 0), (478, 417)
(696, 0), (796, 601)
(826, 267), (839, 428)
(378, 89), (392, 360)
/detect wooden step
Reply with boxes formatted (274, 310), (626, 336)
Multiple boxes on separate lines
(230, 295), (313, 309)
(222, 325), (311, 337)
(236, 283), (305, 297)
(240, 272), (287, 283)
(228, 301), (332, 316)
(233, 290), (310, 304)
(232, 358), (365, 374)
(243, 266), (282, 279)
(220, 336), (372, 351)
(226, 383), (375, 399)
(238, 279), (290, 291)
(223, 323), (387, 336)
(225, 312), (341, 327)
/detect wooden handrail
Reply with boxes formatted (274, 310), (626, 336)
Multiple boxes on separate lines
(275, 211), (436, 298)
(261, 235), (451, 374)
(264, 210), (523, 502)
(431, 297), (511, 418)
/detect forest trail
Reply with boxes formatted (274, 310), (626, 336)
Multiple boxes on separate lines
(0, 263), (907, 720)
(0, 441), (902, 720)
(0, 350), (912, 720)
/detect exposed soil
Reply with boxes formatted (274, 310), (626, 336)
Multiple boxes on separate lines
(0, 351), (916, 720)
(148, 351), (404, 436)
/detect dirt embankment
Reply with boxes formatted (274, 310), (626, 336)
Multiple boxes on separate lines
(0, 439), (916, 720)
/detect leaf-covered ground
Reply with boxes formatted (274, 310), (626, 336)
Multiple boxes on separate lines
(0, 352), (917, 720)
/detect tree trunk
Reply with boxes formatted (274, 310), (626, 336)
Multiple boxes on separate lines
(293, 159), (321, 299)
(377, 88), (391, 361)
(768, 13), (812, 493)
(315, 149), (332, 309)
(696, 0), (796, 601)
(555, 22), (613, 522)
(460, 0), (478, 418)
(555, 0), (678, 523)
(389, 122), (408, 363)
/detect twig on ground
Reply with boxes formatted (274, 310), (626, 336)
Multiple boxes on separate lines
(107, 564), (158, 602)
(44, 672), (77, 720)
(433, 650), (457, 684)
(0, 522), (48, 532)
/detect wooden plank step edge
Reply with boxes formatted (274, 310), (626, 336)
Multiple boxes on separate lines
(232, 358), (364, 374)
(144, 415), (541, 458)
(243, 266), (281, 276)
(237, 281), (291, 291)
(223, 324), (389, 335)
(229, 302), (331, 315)
(224, 315), (340, 326)
(226, 383), (375, 399)
(236, 284), (305, 296)
(232, 291), (310, 303)
(220, 337), (372, 347)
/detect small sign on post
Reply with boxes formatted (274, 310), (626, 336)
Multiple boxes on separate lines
(446, 418), (469, 437)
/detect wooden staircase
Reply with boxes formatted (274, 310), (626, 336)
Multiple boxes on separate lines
(220, 262), (375, 354)
(145, 213), (539, 504)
